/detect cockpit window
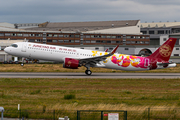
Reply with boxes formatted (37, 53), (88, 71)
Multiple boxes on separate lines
(11, 44), (18, 48)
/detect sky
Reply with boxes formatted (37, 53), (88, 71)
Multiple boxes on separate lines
(1, 0), (180, 24)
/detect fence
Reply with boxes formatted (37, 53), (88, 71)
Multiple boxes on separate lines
(4, 109), (76, 120)
(3, 108), (180, 120)
(77, 110), (127, 120)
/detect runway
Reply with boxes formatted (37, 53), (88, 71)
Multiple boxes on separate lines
(0, 72), (180, 78)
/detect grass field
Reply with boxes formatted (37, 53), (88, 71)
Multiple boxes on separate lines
(1, 78), (180, 109)
(1, 78), (180, 119)
(0, 63), (180, 72)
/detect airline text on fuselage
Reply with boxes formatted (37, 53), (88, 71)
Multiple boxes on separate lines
(32, 44), (77, 52)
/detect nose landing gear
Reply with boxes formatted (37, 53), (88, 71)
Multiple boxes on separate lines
(21, 57), (25, 66)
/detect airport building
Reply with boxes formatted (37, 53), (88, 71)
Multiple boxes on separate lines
(141, 21), (180, 45)
(141, 21), (180, 61)
(0, 20), (180, 62)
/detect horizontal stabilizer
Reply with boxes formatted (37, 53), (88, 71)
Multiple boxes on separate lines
(157, 62), (176, 68)
(157, 62), (171, 66)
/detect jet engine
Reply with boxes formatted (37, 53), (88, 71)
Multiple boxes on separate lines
(63, 58), (80, 69)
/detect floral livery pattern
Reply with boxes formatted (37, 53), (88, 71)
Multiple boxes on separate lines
(91, 51), (150, 69)
(111, 54), (149, 68)
(92, 51), (103, 56)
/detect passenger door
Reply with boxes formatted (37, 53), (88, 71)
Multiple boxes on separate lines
(144, 58), (149, 67)
(21, 42), (27, 52)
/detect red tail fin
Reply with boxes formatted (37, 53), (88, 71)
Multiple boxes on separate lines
(147, 38), (177, 62)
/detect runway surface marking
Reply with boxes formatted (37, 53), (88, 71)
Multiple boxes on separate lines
(0, 72), (180, 78)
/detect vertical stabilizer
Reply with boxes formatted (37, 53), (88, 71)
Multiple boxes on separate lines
(147, 38), (177, 62)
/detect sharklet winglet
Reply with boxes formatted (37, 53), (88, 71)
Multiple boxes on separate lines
(110, 45), (119, 55)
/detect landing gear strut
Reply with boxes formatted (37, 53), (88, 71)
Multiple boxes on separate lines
(85, 64), (92, 75)
(21, 57), (24, 66)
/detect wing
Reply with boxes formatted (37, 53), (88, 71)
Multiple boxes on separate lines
(78, 45), (119, 66)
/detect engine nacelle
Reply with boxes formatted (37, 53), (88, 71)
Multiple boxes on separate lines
(63, 58), (79, 69)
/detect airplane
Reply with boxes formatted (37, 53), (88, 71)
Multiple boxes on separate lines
(4, 38), (177, 75)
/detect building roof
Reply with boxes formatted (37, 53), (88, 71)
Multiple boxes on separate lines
(141, 22), (180, 28)
(25, 20), (139, 32)
(0, 22), (26, 31)
(0, 22), (15, 28)
(46, 20), (139, 27)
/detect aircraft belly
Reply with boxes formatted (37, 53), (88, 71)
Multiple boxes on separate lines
(104, 64), (147, 71)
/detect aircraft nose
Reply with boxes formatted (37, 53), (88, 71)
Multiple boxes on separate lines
(4, 47), (7, 52)
(4, 47), (9, 53)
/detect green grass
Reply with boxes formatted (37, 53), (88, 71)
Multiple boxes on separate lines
(0, 63), (180, 72)
(1, 78), (180, 109)
(1, 78), (180, 119)
(64, 94), (76, 100)
(30, 90), (41, 95)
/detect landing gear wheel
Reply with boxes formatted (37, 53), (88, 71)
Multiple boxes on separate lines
(85, 70), (92, 75)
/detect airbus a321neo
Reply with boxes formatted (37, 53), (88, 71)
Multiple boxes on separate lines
(4, 38), (177, 75)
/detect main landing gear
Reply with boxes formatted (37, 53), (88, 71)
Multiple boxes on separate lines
(85, 64), (92, 75)
(85, 70), (92, 75)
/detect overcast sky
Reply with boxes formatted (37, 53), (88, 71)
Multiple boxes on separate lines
(1, 0), (180, 24)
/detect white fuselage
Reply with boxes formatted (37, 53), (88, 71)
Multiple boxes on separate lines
(4, 42), (175, 71)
